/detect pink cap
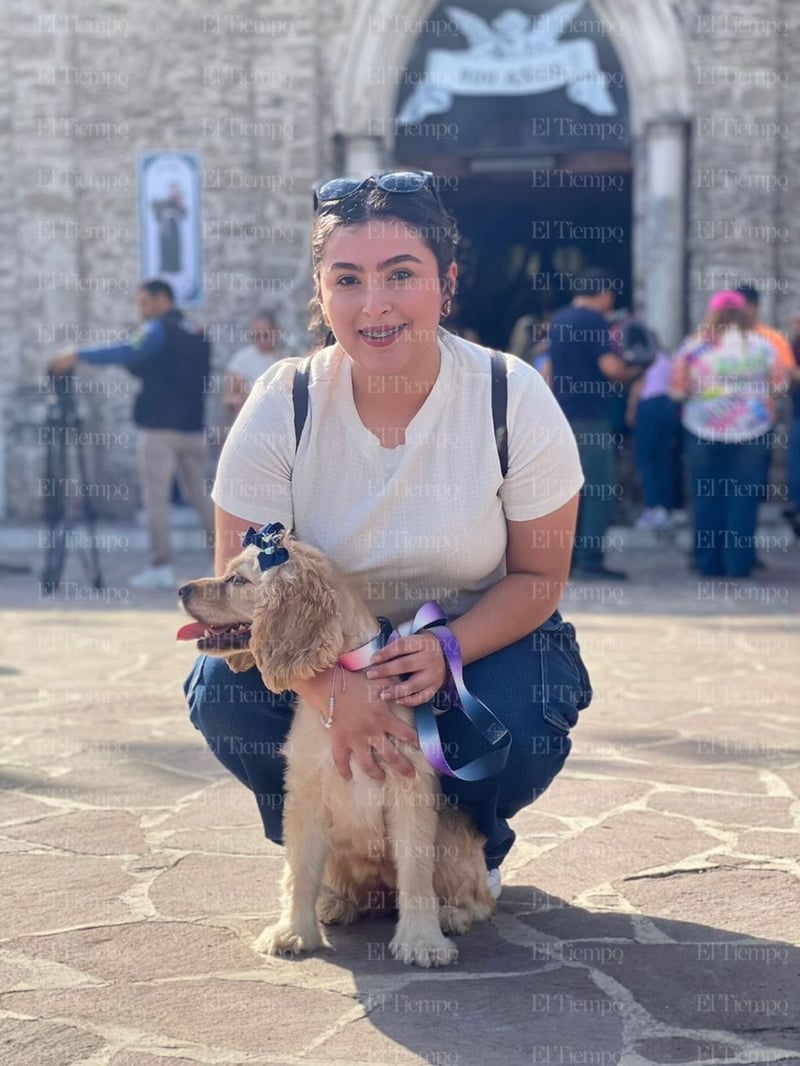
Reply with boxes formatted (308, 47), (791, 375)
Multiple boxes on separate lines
(708, 290), (747, 313)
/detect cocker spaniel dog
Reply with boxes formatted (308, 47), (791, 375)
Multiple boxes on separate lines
(178, 527), (495, 967)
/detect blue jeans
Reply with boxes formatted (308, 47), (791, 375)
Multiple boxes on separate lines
(571, 418), (617, 568)
(634, 396), (681, 509)
(686, 432), (769, 577)
(185, 612), (592, 870)
(788, 415), (800, 512)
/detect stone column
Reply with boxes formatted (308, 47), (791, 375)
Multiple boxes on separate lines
(642, 117), (689, 350)
(342, 135), (385, 178)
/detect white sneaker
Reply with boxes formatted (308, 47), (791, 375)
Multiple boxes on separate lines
(487, 868), (502, 901)
(635, 506), (672, 532)
(129, 564), (176, 590)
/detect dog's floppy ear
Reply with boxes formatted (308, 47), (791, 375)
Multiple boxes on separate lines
(250, 547), (343, 692)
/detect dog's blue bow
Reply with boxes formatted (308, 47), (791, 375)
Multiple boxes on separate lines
(242, 523), (290, 571)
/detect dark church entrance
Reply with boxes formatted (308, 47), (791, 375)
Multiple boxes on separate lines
(392, 0), (633, 352)
(436, 164), (632, 350)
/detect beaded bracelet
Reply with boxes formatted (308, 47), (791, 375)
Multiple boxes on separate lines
(321, 664), (346, 729)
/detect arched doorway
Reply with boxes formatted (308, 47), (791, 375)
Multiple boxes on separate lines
(393, 1), (633, 349)
(333, 0), (691, 348)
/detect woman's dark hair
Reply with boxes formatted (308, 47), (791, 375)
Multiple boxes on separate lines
(139, 278), (175, 302)
(309, 184), (459, 339)
(572, 266), (616, 295)
(736, 284), (759, 308)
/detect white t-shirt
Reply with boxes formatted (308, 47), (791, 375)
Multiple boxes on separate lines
(214, 330), (583, 623)
(226, 344), (284, 387)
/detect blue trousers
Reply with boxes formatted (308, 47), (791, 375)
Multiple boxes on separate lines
(788, 415), (800, 512)
(185, 612), (592, 870)
(634, 396), (681, 509)
(571, 418), (617, 568)
(686, 432), (769, 577)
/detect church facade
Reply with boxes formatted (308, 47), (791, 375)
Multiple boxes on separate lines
(0, 0), (796, 518)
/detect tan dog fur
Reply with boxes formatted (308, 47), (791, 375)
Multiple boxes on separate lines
(180, 534), (495, 966)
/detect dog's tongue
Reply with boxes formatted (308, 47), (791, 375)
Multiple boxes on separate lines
(176, 622), (207, 641)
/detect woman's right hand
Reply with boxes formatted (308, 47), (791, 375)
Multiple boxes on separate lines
(295, 668), (420, 782)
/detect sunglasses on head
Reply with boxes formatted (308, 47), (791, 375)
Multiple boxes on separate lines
(312, 170), (441, 211)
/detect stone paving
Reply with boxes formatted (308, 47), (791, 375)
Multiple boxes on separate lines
(1, 536), (799, 1066)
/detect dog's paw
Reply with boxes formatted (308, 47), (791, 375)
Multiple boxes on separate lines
(254, 921), (324, 957)
(440, 899), (495, 934)
(317, 892), (360, 926)
(439, 905), (472, 935)
(389, 926), (458, 967)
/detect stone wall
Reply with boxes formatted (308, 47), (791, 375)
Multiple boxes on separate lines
(1, 0), (336, 520)
(683, 0), (796, 329)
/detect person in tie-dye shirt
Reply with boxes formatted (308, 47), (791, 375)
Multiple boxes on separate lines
(670, 291), (786, 578)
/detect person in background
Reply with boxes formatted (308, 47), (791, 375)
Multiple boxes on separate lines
(48, 279), (214, 590)
(783, 309), (800, 539)
(549, 268), (643, 580)
(670, 290), (786, 578)
(508, 313), (538, 365)
(532, 343), (552, 387)
(510, 313), (552, 384)
(223, 309), (287, 429)
(626, 333), (682, 531)
(736, 285), (794, 371)
(735, 284), (792, 568)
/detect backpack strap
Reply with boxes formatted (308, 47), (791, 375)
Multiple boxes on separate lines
(490, 351), (509, 478)
(291, 351), (509, 478)
(292, 357), (312, 449)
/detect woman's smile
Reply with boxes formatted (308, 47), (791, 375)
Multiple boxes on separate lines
(358, 323), (408, 347)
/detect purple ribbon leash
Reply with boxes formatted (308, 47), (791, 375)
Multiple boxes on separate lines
(393, 602), (511, 781)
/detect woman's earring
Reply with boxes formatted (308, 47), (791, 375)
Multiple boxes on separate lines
(441, 297), (452, 319)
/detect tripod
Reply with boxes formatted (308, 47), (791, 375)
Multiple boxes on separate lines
(40, 374), (104, 595)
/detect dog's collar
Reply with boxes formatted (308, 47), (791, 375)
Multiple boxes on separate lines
(338, 616), (394, 671)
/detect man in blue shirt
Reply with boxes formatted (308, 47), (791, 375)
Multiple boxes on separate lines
(549, 268), (641, 580)
(49, 279), (214, 589)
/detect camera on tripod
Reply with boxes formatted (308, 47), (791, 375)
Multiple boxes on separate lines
(40, 373), (104, 595)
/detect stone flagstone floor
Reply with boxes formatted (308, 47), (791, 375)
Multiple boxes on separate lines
(1, 544), (799, 1065)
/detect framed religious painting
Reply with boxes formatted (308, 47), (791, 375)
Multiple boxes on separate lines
(137, 151), (204, 306)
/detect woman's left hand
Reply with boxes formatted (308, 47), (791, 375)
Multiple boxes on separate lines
(366, 631), (447, 706)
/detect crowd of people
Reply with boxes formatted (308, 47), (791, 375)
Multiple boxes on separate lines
(502, 276), (797, 581)
(48, 287), (291, 588)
